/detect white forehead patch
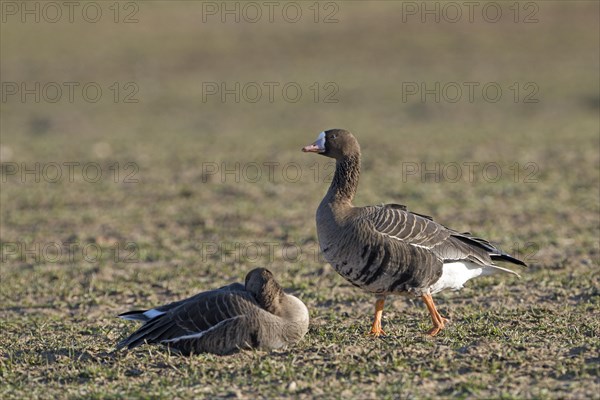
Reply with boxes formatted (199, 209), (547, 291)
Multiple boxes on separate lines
(315, 131), (326, 150)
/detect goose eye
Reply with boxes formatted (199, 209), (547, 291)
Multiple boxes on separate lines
(331, 134), (337, 139)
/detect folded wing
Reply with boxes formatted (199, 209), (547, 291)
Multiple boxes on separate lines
(364, 203), (526, 269)
(117, 286), (260, 355)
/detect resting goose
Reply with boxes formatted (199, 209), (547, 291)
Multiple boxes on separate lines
(117, 268), (309, 355)
(302, 129), (526, 336)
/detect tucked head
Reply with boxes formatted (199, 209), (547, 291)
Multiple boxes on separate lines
(245, 268), (283, 307)
(302, 129), (360, 159)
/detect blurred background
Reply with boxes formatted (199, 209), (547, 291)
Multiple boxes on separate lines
(1, 1), (598, 398)
(2, 1), (597, 263)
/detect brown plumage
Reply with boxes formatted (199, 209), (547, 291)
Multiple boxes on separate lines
(117, 268), (309, 355)
(302, 129), (526, 336)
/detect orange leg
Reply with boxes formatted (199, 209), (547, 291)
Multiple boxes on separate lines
(422, 294), (449, 336)
(369, 297), (386, 336)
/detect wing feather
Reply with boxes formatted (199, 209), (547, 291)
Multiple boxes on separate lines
(117, 289), (257, 351)
(361, 203), (526, 267)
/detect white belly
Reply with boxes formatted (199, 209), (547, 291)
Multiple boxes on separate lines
(428, 261), (494, 294)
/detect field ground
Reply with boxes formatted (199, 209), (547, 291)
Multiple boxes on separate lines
(1, 2), (599, 399)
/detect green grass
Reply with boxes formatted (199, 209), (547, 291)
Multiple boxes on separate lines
(1, 1), (599, 399)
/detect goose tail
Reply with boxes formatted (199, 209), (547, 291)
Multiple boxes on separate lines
(491, 253), (527, 267)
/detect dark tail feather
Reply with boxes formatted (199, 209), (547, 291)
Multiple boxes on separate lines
(117, 315), (176, 350)
(491, 253), (527, 267)
(452, 234), (496, 253)
(117, 317), (161, 350)
(452, 234), (527, 267)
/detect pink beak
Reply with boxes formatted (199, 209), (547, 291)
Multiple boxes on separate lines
(302, 132), (325, 153)
(302, 132), (326, 153)
(302, 143), (322, 153)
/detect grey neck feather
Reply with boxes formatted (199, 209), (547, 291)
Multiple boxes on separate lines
(326, 154), (361, 204)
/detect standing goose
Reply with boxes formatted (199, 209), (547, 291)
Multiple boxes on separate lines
(302, 129), (526, 336)
(117, 268), (309, 355)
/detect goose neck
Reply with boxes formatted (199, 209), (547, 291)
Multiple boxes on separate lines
(326, 154), (360, 204)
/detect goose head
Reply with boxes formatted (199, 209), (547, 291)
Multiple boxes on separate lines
(245, 268), (284, 312)
(302, 129), (360, 160)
